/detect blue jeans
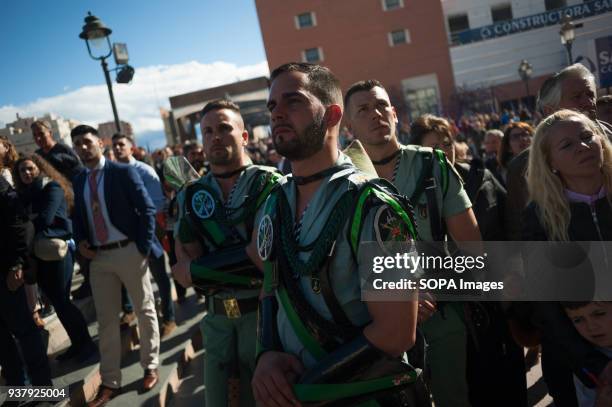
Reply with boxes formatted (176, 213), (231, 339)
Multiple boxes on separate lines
(37, 249), (93, 347)
(0, 273), (52, 386)
(122, 253), (175, 322)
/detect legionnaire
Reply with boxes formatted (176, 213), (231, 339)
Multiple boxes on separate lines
(171, 100), (280, 406)
(344, 80), (481, 407)
(249, 63), (428, 407)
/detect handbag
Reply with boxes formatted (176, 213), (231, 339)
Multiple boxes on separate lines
(33, 235), (68, 261)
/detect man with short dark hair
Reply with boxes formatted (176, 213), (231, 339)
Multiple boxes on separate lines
(70, 124), (161, 405)
(249, 64), (424, 406)
(344, 79), (480, 407)
(31, 119), (83, 180)
(172, 99), (280, 406)
(112, 133), (176, 338)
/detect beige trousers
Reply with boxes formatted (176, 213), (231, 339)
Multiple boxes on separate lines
(90, 242), (160, 388)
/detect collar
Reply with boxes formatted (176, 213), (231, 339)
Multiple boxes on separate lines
(86, 156), (106, 174)
(565, 186), (607, 205)
(128, 156), (136, 165)
(371, 149), (401, 166)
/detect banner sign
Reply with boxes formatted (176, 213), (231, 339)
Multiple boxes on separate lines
(596, 35), (612, 88)
(455, 0), (612, 45)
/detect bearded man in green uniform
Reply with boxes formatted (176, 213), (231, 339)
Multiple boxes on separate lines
(344, 80), (482, 407)
(248, 63), (428, 407)
(172, 100), (280, 406)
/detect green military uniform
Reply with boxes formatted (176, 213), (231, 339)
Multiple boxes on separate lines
(176, 163), (279, 407)
(392, 144), (473, 407)
(255, 154), (426, 405)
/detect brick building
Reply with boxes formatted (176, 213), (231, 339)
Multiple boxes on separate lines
(255, 0), (455, 122)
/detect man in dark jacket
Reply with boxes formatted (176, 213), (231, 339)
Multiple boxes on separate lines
(71, 125), (161, 405)
(32, 119), (84, 180)
(0, 176), (52, 386)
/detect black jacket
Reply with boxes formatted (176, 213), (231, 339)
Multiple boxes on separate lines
(0, 177), (29, 274)
(518, 198), (612, 388)
(36, 143), (83, 181)
(523, 197), (612, 241)
(455, 159), (506, 241)
(20, 178), (72, 239)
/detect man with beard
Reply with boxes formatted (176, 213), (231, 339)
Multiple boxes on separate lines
(70, 124), (161, 405)
(171, 100), (280, 406)
(343, 80), (480, 407)
(248, 63), (426, 407)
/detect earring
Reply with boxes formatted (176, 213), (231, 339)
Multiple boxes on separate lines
(552, 168), (559, 174)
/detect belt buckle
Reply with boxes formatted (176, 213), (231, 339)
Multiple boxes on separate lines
(223, 298), (241, 319)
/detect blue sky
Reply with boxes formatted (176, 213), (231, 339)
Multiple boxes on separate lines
(0, 0), (269, 148)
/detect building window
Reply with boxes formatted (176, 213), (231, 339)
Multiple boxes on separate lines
(303, 47), (323, 63)
(448, 14), (470, 44)
(295, 12), (316, 29)
(405, 87), (439, 120)
(545, 0), (566, 11)
(491, 3), (513, 23)
(388, 29), (411, 46)
(382, 0), (404, 11)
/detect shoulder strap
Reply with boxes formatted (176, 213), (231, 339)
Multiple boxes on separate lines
(349, 180), (418, 259)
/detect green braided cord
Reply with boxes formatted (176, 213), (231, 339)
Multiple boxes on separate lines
(277, 284), (327, 360)
(350, 186), (374, 255)
(434, 149), (448, 197)
(190, 263), (258, 286)
(293, 370), (418, 402)
(279, 191), (354, 278)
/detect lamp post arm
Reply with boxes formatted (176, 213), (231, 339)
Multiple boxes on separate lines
(101, 57), (121, 133)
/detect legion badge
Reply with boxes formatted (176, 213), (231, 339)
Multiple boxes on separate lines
(191, 189), (215, 219)
(257, 214), (274, 261)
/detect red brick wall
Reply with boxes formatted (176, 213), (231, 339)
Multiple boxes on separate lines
(255, 0), (455, 119)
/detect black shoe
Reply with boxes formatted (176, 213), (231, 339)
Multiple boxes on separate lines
(55, 345), (80, 362)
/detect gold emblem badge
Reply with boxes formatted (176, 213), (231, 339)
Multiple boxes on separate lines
(223, 298), (242, 319)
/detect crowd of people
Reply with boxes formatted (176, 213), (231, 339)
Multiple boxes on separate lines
(0, 61), (611, 407)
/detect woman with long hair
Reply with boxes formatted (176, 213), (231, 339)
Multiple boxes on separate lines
(14, 154), (96, 362)
(525, 110), (612, 240)
(498, 122), (534, 184)
(0, 135), (18, 185)
(522, 109), (612, 406)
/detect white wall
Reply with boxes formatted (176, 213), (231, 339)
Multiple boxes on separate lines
(442, 0), (612, 89)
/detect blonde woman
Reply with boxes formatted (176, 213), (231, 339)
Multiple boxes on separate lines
(524, 109), (612, 241)
(521, 109), (612, 406)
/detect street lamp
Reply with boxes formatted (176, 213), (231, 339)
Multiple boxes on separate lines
(559, 13), (576, 66)
(518, 59), (533, 99)
(79, 12), (122, 133)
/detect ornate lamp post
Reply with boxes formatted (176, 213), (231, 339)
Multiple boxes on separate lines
(518, 59), (533, 99)
(559, 13), (576, 66)
(79, 12), (134, 133)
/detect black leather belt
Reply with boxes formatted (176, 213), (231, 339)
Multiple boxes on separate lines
(93, 239), (131, 251)
(211, 296), (259, 318)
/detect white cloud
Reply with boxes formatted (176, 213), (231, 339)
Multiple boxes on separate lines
(0, 60), (269, 141)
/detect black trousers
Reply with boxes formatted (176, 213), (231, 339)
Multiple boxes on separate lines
(0, 274), (51, 386)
